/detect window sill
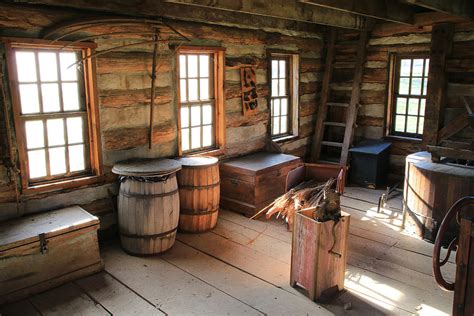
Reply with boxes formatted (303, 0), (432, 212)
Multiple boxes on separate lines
(184, 147), (226, 158)
(384, 135), (423, 143)
(22, 174), (106, 196)
(273, 134), (299, 144)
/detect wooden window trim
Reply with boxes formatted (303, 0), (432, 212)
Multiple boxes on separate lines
(176, 46), (225, 156)
(386, 53), (429, 140)
(267, 52), (299, 141)
(3, 38), (103, 194)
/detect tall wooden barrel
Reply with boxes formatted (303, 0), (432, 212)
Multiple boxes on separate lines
(176, 157), (220, 233)
(112, 159), (182, 255)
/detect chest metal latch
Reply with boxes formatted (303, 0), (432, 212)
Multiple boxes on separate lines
(39, 233), (48, 254)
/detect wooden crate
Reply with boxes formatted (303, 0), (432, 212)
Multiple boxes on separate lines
(220, 152), (301, 216)
(290, 210), (350, 301)
(0, 206), (103, 304)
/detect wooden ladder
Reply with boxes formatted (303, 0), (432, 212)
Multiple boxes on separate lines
(311, 29), (368, 166)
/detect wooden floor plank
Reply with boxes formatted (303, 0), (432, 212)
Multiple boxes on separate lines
(102, 244), (263, 315)
(0, 299), (39, 316)
(161, 240), (332, 315)
(343, 187), (403, 211)
(29, 283), (110, 316)
(76, 271), (165, 316)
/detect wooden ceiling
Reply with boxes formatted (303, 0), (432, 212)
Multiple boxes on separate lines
(9, 0), (474, 32)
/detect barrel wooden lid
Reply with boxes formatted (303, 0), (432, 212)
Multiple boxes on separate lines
(175, 156), (218, 168)
(112, 158), (182, 176)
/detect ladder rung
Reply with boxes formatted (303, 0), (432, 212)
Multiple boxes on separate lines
(321, 141), (343, 147)
(327, 102), (349, 107)
(323, 121), (346, 127)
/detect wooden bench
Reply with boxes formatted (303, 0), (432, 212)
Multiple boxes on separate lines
(0, 206), (103, 304)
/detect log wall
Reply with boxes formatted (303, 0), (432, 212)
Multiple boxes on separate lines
(0, 3), (323, 234)
(333, 15), (474, 179)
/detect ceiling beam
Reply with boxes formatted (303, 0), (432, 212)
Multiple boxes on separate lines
(401, 0), (474, 20)
(299, 0), (414, 24)
(163, 0), (367, 29)
(8, 0), (326, 38)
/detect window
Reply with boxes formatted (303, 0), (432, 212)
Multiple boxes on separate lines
(177, 47), (225, 155)
(269, 53), (299, 139)
(388, 55), (429, 138)
(6, 40), (102, 191)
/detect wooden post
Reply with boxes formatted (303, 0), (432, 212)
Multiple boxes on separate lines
(310, 28), (336, 162)
(422, 23), (454, 148)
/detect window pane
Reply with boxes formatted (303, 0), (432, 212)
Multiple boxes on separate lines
(272, 117), (280, 135)
(406, 116), (417, 133)
(179, 55), (187, 78)
(395, 115), (406, 132)
(191, 105), (201, 126)
(180, 79), (187, 102)
(202, 125), (212, 147)
(281, 98), (288, 116)
(191, 126), (201, 149)
(188, 79), (198, 101)
(188, 55), (198, 77)
(200, 78), (209, 100)
(272, 60), (278, 79)
(47, 118), (65, 146)
(19, 84), (40, 114)
(59, 52), (78, 81)
(419, 99), (426, 116)
(399, 78), (410, 95)
(28, 149), (47, 178)
(25, 120), (44, 149)
(423, 78), (428, 96)
(38, 52), (58, 82)
(180, 107), (189, 128)
(400, 59), (411, 76)
(418, 117), (424, 134)
(15, 52), (37, 82)
(181, 128), (190, 151)
(280, 115), (288, 134)
(41, 83), (60, 112)
(62, 82), (80, 111)
(49, 147), (66, 175)
(424, 59), (430, 76)
(271, 79), (278, 97)
(396, 97), (407, 114)
(408, 98), (419, 115)
(412, 59), (424, 76)
(66, 117), (83, 144)
(273, 99), (280, 116)
(411, 78), (422, 95)
(202, 104), (212, 125)
(199, 55), (209, 78)
(279, 60), (286, 78)
(279, 79), (286, 96)
(69, 144), (85, 172)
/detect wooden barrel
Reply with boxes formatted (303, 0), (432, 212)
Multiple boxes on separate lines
(176, 157), (220, 233)
(112, 159), (182, 255)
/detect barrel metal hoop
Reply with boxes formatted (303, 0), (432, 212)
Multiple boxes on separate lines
(178, 181), (220, 190)
(120, 227), (177, 239)
(180, 207), (219, 216)
(119, 174), (174, 183)
(119, 188), (178, 198)
(181, 163), (218, 169)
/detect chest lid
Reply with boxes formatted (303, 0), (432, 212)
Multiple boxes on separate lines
(221, 152), (300, 176)
(0, 206), (99, 252)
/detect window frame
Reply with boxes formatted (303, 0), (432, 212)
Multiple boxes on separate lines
(176, 46), (225, 156)
(267, 52), (299, 141)
(386, 53), (429, 139)
(4, 38), (103, 194)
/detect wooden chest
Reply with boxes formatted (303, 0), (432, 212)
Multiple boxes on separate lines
(0, 206), (103, 304)
(220, 152), (301, 216)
